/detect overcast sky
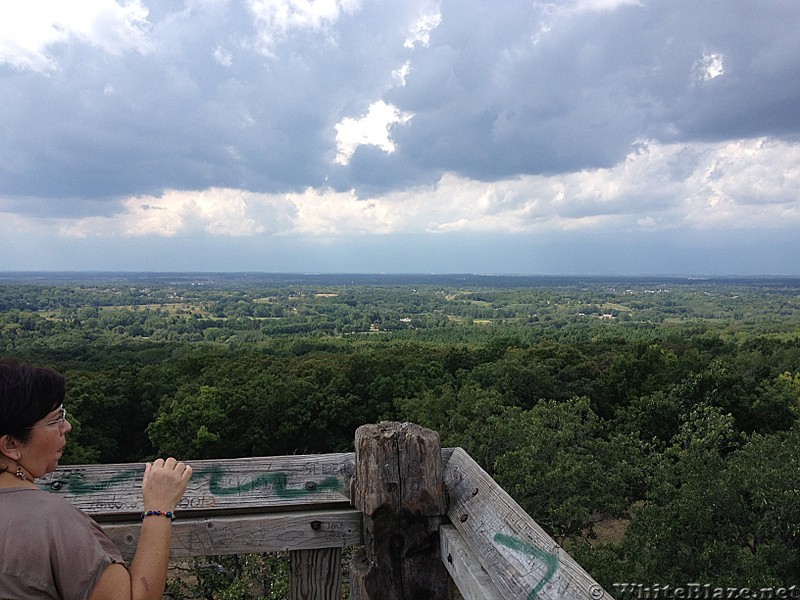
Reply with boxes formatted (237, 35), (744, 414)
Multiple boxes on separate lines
(1, 0), (799, 275)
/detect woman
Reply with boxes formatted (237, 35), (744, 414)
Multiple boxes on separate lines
(0, 358), (193, 599)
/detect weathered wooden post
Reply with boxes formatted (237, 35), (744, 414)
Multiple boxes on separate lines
(349, 422), (452, 600)
(291, 548), (343, 600)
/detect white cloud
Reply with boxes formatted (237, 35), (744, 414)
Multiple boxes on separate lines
(532, 0), (642, 37)
(0, 212), (49, 237)
(0, 0), (152, 72)
(61, 189), (269, 238)
(636, 216), (658, 228)
(52, 138), (800, 241)
(571, 0), (642, 12)
(392, 60), (411, 86)
(248, 0), (360, 54)
(213, 44), (233, 66)
(683, 139), (800, 228)
(290, 187), (400, 235)
(694, 51), (725, 81)
(404, 6), (441, 49)
(334, 100), (413, 165)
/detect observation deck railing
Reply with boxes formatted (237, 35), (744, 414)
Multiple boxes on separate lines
(39, 422), (612, 600)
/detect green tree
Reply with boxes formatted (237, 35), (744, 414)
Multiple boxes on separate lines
(493, 397), (644, 540)
(606, 405), (799, 587)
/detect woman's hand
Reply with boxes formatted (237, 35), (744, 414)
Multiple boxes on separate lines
(141, 457), (192, 513)
(91, 458), (193, 600)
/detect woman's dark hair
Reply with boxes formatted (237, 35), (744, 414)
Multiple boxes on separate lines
(0, 358), (66, 443)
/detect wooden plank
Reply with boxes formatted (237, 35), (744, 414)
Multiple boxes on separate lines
(439, 524), (504, 600)
(444, 448), (613, 600)
(103, 508), (363, 562)
(291, 548), (343, 600)
(37, 453), (356, 519)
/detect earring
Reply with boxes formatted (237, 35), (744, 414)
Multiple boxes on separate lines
(15, 464), (25, 480)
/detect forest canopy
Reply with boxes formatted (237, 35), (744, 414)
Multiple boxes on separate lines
(1, 272), (799, 593)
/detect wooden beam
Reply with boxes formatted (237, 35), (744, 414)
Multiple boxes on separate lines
(103, 508), (362, 561)
(439, 524), (504, 600)
(38, 453), (356, 519)
(444, 448), (613, 600)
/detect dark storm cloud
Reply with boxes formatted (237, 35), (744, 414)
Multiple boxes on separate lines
(0, 1), (421, 200)
(2, 0), (799, 204)
(372, 0), (800, 185)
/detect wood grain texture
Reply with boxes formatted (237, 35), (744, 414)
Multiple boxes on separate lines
(103, 508), (362, 561)
(444, 448), (613, 600)
(350, 422), (451, 600)
(440, 524), (504, 600)
(37, 453), (356, 519)
(291, 548), (343, 600)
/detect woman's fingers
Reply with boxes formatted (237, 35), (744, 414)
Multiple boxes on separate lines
(148, 457), (190, 474)
(141, 458), (192, 512)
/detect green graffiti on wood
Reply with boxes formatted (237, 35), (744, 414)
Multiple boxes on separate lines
(50, 470), (140, 494)
(494, 533), (559, 600)
(48, 466), (342, 498)
(194, 465), (342, 498)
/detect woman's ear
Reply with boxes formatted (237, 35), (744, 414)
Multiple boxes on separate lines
(0, 434), (23, 461)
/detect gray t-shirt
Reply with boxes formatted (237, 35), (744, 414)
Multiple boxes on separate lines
(0, 487), (124, 599)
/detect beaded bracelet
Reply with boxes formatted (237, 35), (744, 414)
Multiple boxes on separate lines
(141, 510), (176, 522)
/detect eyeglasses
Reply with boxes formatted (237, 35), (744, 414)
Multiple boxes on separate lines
(30, 405), (67, 429)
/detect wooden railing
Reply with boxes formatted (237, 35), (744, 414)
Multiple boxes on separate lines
(38, 422), (612, 600)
